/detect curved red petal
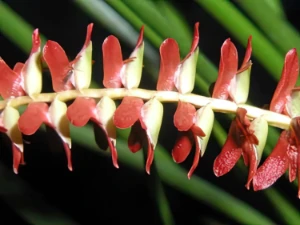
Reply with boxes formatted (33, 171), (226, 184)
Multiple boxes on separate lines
(156, 38), (180, 91)
(191, 124), (205, 137)
(135, 25), (144, 49)
(31, 29), (41, 54)
(43, 40), (74, 92)
(212, 38), (238, 99)
(213, 120), (242, 176)
(62, 142), (72, 171)
(12, 144), (23, 174)
(239, 36), (252, 71)
(102, 35), (123, 88)
(13, 62), (24, 74)
(18, 102), (49, 135)
(145, 137), (154, 175)
(66, 97), (96, 127)
(107, 137), (119, 168)
(187, 133), (201, 179)
(243, 142), (258, 189)
(82, 23), (93, 49)
(181, 22), (200, 62)
(113, 96), (143, 129)
(174, 101), (196, 131)
(172, 131), (193, 163)
(270, 49), (298, 113)
(128, 122), (144, 153)
(253, 131), (290, 191)
(0, 58), (25, 99)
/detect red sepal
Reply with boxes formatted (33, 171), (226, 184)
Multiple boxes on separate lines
(113, 96), (144, 129)
(174, 101), (196, 131)
(156, 38), (180, 91)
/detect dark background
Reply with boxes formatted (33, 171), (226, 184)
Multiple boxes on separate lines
(0, 1), (300, 224)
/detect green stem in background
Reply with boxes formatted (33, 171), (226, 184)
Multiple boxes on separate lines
(196, 0), (284, 80)
(72, 125), (274, 225)
(262, 0), (285, 19)
(238, 0), (300, 54)
(0, 2), (47, 53)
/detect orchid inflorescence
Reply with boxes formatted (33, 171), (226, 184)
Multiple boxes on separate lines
(0, 22), (299, 197)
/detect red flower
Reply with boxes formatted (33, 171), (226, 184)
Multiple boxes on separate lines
(212, 36), (252, 103)
(213, 107), (259, 189)
(253, 49), (300, 197)
(43, 23), (93, 92)
(172, 101), (206, 178)
(67, 96), (118, 168)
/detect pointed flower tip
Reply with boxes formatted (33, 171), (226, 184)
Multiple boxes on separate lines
(31, 28), (41, 53)
(136, 25), (144, 49)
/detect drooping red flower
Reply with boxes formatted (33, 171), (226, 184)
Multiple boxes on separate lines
(172, 101), (206, 178)
(253, 117), (300, 197)
(113, 96), (164, 174)
(18, 100), (72, 171)
(66, 96), (118, 168)
(214, 107), (259, 189)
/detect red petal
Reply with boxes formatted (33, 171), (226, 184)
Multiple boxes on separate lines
(82, 23), (93, 49)
(106, 136), (119, 168)
(66, 97), (96, 127)
(191, 124), (205, 137)
(0, 58), (25, 99)
(62, 142), (72, 171)
(13, 62), (24, 74)
(113, 96), (143, 129)
(188, 133), (201, 179)
(253, 131), (290, 191)
(156, 38), (180, 91)
(212, 38), (238, 99)
(43, 40), (74, 92)
(213, 120), (242, 176)
(18, 102), (50, 135)
(242, 141), (258, 189)
(135, 25), (144, 50)
(128, 122), (144, 153)
(239, 36), (252, 71)
(181, 22), (199, 63)
(31, 29), (41, 54)
(287, 145), (297, 182)
(12, 144), (23, 174)
(102, 35), (123, 88)
(145, 138), (154, 175)
(270, 49), (298, 113)
(174, 101), (196, 131)
(172, 131), (193, 163)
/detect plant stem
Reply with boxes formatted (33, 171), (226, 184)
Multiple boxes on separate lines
(2, 88), (291, 129)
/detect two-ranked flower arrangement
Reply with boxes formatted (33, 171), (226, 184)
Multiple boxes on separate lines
(0, 22), (299, 197)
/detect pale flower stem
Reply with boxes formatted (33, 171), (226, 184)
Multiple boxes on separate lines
(2, 88), (290, 130)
